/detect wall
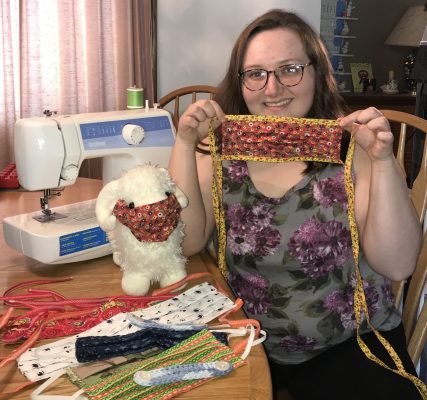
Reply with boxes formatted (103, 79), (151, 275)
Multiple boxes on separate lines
(156, 0), (320, 100)
(157, 0), (425, 97)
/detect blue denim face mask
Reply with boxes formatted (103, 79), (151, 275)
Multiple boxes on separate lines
(75, 318), (228, 363)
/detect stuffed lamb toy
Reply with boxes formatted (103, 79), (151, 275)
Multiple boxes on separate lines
(95, 164), (188, 295)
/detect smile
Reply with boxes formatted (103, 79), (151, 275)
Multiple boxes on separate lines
(264, 99), (291, 107)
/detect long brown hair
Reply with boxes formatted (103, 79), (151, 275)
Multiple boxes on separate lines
(207, 9), (350, 167)
(214, 9), (349, 118)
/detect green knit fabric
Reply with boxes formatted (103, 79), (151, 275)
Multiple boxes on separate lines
(74, 330), (244, 400)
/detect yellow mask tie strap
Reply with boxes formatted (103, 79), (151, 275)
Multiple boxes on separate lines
(209, 114), (427, 399)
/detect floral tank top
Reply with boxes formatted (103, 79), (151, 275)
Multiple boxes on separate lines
(221, 160), (401, 365)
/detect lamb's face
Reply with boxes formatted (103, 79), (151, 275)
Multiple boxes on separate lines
(117, 165), (176, 207)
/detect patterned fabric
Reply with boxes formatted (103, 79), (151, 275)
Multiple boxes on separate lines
(208, 115), (427, 398)
(133, 361), (233, 386)
(72, 330), (244, 400)
(17, 282), (235, 382)
(2, 297), (172, 344)
(75, 323), (228, 363)
(221, 160), (400, 364)
(67, 349), (163, 383)
(112, 193), (182, 242)
(222, 115), (342, 162)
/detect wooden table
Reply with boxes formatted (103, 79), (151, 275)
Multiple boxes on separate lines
(0, 178), (272, 399)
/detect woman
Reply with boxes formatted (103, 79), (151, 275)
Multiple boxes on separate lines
(168, 9), (422, 399)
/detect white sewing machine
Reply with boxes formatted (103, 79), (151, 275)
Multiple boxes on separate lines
(3, 106), (175, 264)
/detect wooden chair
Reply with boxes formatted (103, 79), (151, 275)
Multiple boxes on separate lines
(276, 110), (427, 399)
(158, 85), (218, 129)
(408, 296), (427, 365)
(380, 109), (427, 365)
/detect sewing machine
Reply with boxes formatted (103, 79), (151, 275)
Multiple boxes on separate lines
(3, 106), (175, 264)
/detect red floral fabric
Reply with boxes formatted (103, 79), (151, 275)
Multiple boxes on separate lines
(2, 296), (173, 343)
(221, 116), (342, 162)
(112, 193), (182, 242)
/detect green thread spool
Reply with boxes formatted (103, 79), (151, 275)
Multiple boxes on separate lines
(127, 87), (144, 109)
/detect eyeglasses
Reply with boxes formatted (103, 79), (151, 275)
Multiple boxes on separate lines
(238, 62), (312, 91)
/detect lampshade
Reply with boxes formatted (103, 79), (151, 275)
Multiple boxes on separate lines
(385, 5), (427, 47)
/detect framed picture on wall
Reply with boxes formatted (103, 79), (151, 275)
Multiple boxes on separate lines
(350, 63), (373, 93)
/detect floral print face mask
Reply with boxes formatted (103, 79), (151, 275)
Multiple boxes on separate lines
(208, 115), (427, 398)
(112, 193), (182, 242)
(221, 115), (342, 162)
(209, 115), (347, 278)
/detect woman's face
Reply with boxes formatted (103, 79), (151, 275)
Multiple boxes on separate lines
(241, 27), (315, 118)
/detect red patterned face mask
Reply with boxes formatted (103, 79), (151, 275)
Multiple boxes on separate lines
(1, 284), (174, 344)
(221, 115), (342, 163)
(208, 115), (427, 398)
(112, 193), (182, 242)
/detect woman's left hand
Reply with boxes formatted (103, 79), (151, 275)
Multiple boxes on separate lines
(338, 107), (394, 162)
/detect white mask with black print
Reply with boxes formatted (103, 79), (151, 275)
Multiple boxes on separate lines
(17, 282), (235, 382)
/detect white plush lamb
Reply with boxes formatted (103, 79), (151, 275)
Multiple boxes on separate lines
(95, 164), (188, 295)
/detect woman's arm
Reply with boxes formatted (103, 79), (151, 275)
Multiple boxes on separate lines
(168, 100), (225, 256)
(339, 107), (422, 281)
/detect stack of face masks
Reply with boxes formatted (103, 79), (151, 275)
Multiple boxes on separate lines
(25, 281), (266, 400)
(18, 282), (236, 382)
(32, 329), (245, 400)
(1, 277), (175, 344)
(74, 317), (228, 363)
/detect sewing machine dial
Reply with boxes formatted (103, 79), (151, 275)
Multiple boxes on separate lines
(122, 124), (145, 145)
(61, 164), (79, 181)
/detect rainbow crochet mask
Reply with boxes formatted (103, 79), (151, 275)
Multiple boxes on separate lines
(112, 193), (182, 242)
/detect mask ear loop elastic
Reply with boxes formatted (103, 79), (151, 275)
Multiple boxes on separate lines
(0, 306), (14, 329)
(240, 324), (267, 360)
(210, 299), (265, 356)
(209, 324), (267, 360)
(151, 272), (212, 295)
(2, 277), (73, 301)
(1, 280), (175, 344)
(207, 295), (264, 355)
(0, 307), (109, 369)
(30, 370), (86, 400)
(151, 271), (230, 297)
(0, 380), (37, 398)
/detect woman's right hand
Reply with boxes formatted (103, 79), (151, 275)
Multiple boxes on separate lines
(177, 99), (226, 145)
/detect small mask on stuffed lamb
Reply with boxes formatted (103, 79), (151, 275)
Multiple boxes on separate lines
(112, 193), (182, 242)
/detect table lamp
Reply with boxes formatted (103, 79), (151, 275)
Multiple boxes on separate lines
(385, 5), (427, 94)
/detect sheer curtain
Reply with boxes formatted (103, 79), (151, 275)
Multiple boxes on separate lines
(0, 0), (19, 171)
(0, 0), (156, 177)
